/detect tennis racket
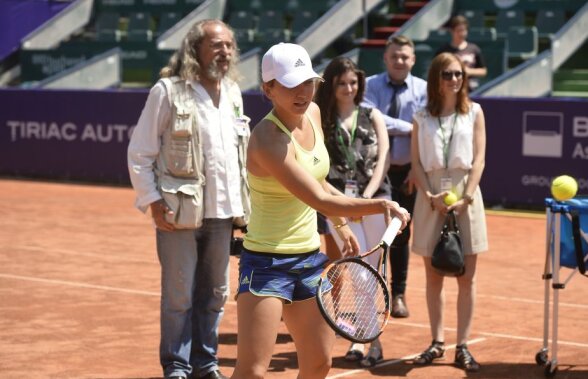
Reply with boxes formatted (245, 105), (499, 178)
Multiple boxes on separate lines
(316, 217), (402, 343)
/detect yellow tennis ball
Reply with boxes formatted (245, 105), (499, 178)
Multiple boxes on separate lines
(444, 191), (458, 206)
(551, 175), (578, 201)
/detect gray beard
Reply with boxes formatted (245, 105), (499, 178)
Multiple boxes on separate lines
(206, 60), (227, 81)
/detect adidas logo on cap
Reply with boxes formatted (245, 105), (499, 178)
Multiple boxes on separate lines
(294, 58), (305, 67)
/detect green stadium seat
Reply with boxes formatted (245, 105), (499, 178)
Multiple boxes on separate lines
(536, 9), (566, 38)
(96, 12), (121, 42)
(495, 9), (525, 36)
(358, 47), (384, 77)
(468, 27), (497, 42)
(228, 10), (255, 42)
(182, 0), (206, 12)
(427, 29), (451, 43)
(290, 10), (315, 40)
(460, 9), (485, 29)
(507, 26), (538, 59)
(156, 12), (181, 38)
(95, 0), (138, 12)
(413, 43), (434, 80)
(476, 38), (508, 85)
(255, 10), (286, 43)
(127, 12), (152, 41)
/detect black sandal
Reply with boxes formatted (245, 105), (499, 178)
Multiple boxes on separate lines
(359, 346), (383, 368)
(455, 344), (480, 372)
(413, 340), (445, 365)
(344, 346), (364, 362)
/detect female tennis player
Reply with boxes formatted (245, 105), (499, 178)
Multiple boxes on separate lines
(314, 56), (391, 367)
(230, 43), (410, 379)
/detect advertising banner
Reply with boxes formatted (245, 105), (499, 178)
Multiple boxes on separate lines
(477, 97), (587, 207)
(0, 88), (584, 208)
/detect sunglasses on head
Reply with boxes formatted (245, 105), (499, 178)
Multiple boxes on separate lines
(441, 70), (464, 80)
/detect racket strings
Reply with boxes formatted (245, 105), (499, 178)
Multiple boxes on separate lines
(321, 261), (388, 341)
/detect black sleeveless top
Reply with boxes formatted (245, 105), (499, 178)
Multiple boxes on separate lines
(323, 106), (391, 197)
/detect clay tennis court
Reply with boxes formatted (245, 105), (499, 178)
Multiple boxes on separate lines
(1, 179), (587, 379)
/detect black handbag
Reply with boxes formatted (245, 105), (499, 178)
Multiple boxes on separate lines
(432, 211), (465, 277)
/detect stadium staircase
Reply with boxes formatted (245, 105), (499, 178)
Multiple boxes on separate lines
(363, 1), (429, 47)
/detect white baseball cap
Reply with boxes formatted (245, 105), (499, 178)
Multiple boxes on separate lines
(261, 43), (322, 88)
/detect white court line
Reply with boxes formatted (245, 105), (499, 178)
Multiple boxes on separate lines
(326, 338), (486, 378)
(409, 287), (588, 310)
(2, 274), (588, 348)
(8, 245), (588, 310)
(2, 245), (155, 264)
(0, 273), (239, 306)
(0, 273), (160, 297)
(390, 320), (588, 348)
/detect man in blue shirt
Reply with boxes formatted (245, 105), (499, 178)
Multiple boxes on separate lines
(362, 35), (427, 318)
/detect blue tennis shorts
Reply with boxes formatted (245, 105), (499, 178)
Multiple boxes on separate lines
(237, 248), (332, 304)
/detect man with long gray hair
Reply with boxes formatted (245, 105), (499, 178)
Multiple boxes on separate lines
(128, 19), (250, 379)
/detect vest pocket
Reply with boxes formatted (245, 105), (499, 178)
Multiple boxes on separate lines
(165, 100), (197, 177)
(172, 101), (194, 137)
(165, 137), (194, 177)
(161, 182), (204, 229)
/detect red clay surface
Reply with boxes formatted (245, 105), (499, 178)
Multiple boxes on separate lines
(1, 179), (587, 379)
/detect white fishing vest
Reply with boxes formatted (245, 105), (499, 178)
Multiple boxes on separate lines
(156, 76), (250, 229)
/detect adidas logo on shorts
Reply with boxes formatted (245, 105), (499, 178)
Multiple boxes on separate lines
(294, 58), (305, 67)
(240, 275), (250, 285)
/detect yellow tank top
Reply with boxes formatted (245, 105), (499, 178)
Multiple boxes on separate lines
(244, 111), (330, 254)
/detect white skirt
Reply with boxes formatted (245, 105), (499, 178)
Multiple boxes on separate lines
(411, 168), (489, 257)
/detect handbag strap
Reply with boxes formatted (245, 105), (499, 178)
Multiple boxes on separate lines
(570, 210), (587, 276)
(446, 210), (459, 233)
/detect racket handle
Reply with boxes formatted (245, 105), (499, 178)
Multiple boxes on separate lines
(381, 217), (402, 248)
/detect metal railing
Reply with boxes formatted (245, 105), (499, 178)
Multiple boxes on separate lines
(21, 0), (94, 50)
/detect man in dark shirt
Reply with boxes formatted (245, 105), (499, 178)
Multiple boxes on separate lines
(435, 15), (487, 92)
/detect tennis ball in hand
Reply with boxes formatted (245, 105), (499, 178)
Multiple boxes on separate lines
(551, 175), (578, 201)
(444, 191), (458, 206)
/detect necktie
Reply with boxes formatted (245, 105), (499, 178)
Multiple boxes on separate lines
(388, 83), (405, 118)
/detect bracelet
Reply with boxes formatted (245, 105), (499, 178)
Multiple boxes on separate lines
(333, 221), (348, 230)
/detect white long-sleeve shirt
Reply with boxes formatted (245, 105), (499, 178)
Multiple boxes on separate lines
(128, 78), (244, 219)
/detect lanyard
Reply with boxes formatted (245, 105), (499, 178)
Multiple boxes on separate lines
(336, 108), (359, 172)
(438, 113), (458, 169)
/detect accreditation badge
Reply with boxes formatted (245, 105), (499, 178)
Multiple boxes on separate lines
(344, 180), (359, 198)
(440, 177), (453, 192)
